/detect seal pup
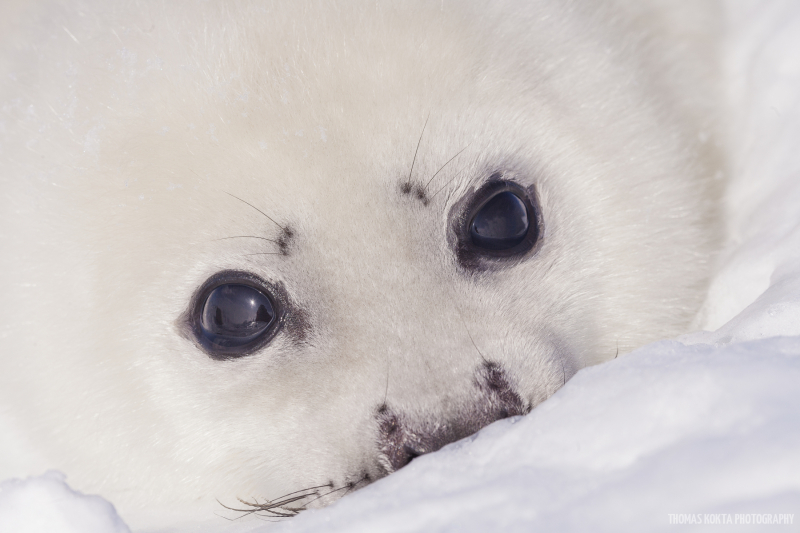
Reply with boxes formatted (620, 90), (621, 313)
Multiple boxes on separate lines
(0, 0), (723, 524)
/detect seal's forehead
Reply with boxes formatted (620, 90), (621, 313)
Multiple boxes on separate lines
(90, 5), (505, 195)
(85, 0), (623, 254)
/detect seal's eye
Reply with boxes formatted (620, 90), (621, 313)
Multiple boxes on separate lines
(188, 273), (282, 359)
(201, 284), (275, 346)
(463, 179), (539, 257)
(451, 178), (540, 270)
(469, 191), (530, 250)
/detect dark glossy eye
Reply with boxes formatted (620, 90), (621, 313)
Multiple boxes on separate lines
(188, 274), (282, 359)
(201, 283), (274, 345)
(451, 178), (540, 269)
(469, 191), (530, 250)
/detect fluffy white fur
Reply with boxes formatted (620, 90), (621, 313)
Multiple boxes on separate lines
(0, 0), (723, 526)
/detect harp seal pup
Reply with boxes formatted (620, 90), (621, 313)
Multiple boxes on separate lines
(0, 0), (723, 525)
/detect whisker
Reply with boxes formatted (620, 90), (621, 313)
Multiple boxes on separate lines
(248, 493), (314, 509)
(244, 252), (282, 257)
(332, 477), (371, 504)
(423, 142), (472, 192)
(218, 476), (370, 521)
(224, 192), (283, 230)
(252, 505), (305, 518)
(449, 292), (491, 364)
(215, 235), (279, 244)
(220, 482), (335, 519)
(343, 475), (371, 496)
(217, 500), (259, 515)
(299, 482), (356, 508)
(428, 158), (474, 201)
(463, 320), (490, 365)
(406, 113), (430, 185)
(261, 483), (332, 501)
(383, 366), (390, 407)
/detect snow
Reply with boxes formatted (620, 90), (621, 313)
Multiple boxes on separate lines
(0, 471), (130, 533)
(2, 1), (800, 531)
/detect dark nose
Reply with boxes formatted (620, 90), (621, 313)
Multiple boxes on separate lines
(376, 361), (530, 473)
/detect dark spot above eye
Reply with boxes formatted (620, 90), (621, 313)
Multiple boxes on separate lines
(277, 226), (295, 255)
(399, 181), (430, 206)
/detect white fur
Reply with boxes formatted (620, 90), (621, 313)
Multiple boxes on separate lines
(0, 0), (723, 526)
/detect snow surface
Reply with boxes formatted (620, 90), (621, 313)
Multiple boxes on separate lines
(0, 471), (130, 533)
(3, 1), (800, 531)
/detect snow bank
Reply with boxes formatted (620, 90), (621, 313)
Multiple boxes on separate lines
(697, 0), (800, 343)
(3, 0), (800, 531)
(0, 471), (130, 533)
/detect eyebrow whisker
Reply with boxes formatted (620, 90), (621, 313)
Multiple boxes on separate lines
(216, 235), (279, 244)
(428, 161), (470, 201)
(224, 192), (283, 230)
(423, 142), (472, 192)
(406, 113), (430, 185)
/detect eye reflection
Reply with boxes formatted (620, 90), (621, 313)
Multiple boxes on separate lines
(200, 284), (275, 350)
(469, 191), (530, 250)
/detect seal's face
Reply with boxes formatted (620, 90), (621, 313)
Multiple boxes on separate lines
(0, 0), (721, 520)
